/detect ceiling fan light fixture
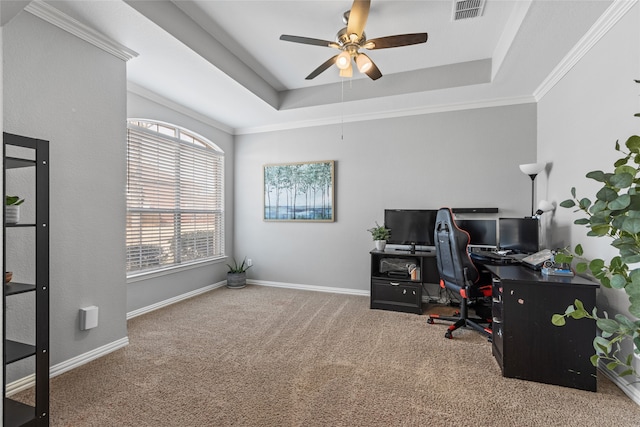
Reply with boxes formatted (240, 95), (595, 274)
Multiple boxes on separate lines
(336, 51), (351, 70)
(339, 62), (353, 77)
(356, 54), (372, 73)
(279, 0), (429, 81)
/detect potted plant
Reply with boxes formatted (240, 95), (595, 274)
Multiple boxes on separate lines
(368, 221), (391, 251)
(5, 195), (24, 224)
(226, 257), (252, 289)
(552, 82), (640, 379)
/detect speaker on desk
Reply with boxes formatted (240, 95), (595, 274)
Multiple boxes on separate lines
(452, 208), (499, 214)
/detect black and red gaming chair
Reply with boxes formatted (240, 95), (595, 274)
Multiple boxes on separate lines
(427, 208), (492, 340)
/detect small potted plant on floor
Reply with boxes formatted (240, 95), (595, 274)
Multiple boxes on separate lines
(368, 221), (391, 251)
(5, 195), (24, 224)
(226, 257), (252, 289)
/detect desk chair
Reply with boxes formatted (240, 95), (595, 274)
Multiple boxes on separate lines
(427, 208), (492, 340)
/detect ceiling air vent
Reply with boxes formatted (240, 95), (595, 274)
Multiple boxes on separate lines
(452, 0), (486, 21)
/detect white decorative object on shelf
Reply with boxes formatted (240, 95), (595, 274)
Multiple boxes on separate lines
(5, 205), (20, 224)
(5, 195), (24, 224)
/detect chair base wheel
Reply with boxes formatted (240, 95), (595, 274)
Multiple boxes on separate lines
(427, 318), (435, 324)
(444, 331), (453, 339)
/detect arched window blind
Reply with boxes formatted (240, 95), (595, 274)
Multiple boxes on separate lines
(126, 120), (224, 275)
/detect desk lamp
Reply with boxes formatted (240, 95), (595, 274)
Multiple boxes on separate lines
(535, 200), (555, 218)
(519, 162), (546, 216)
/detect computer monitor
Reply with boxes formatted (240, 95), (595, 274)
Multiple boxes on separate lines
(498, 218), (539, 254)
(455, 219), (497, 248)
(384, 209), (438, 248)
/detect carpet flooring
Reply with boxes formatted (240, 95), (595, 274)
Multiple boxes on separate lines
(13, 285), (640, 426)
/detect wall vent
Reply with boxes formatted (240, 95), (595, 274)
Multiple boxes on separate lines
(452, 0), (486, 21)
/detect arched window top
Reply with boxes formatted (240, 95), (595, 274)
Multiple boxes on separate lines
(128, 119), (224, 154)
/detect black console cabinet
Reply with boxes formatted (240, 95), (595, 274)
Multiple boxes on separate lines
(487, 265), (599, 391)
(370, 250), (439, 315)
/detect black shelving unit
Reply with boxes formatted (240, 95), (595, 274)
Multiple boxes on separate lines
(370, 249), (439, 315)
(3, 132), (49, 426)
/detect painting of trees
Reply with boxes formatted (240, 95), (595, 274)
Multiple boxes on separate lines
(263, 160), (334, 221)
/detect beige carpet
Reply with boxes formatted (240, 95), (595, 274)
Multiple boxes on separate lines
(13, 285), (640, 426)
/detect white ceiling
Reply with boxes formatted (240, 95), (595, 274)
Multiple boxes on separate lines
(8, 0), (615, 134)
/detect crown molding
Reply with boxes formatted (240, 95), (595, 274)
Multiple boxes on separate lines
(25, 0), (138, 62)
(534, 0), (637, 101)
(127, 82), (235, 135)
(236, 95), (537, 135)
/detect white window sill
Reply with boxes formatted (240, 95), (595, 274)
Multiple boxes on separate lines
(127, 256), (228, 283)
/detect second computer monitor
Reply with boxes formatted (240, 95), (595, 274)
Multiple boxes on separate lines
(499, 218), (539, 254)
(456, 219), (498, 248)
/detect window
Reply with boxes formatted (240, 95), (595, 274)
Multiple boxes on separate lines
(126, 120), (224, 275)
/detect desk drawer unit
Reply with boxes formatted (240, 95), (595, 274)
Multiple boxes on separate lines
(370, 279), (422, 314)
(491, 277), (504, 367)
(487, 266), (599, 392)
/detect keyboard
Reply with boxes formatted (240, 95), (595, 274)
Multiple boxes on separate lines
(470, 251), (519, 264)
(509, 253), (529, 261)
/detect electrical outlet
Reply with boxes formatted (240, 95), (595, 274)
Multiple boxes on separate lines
(247, 258), (252, 266)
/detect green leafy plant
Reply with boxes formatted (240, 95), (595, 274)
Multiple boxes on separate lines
(367, 221), (390, 241)
(226, 257), (252, 274)
(552, 298), (639, 377)
(553, 92), (640, 377)
(5, 195), (24, 206)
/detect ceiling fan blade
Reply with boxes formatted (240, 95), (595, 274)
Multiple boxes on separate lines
(347, 0), (370, 39)
(365, 33), (428, 50)
(280, 35), (338, 48)
(306, 55), (339, 80)
(363, 58), (382, 80)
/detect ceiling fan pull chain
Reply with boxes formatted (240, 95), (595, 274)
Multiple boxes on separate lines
(341, 77), (344, 140)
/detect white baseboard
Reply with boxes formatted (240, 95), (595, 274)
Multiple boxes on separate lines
(126, 280), (226, 319)
(6, 282), (227, 396)
(598, 363), (640, 405)
(248, 279), (369, 296)
(6, 337), (129, 396)
(5, 374), (37, 397)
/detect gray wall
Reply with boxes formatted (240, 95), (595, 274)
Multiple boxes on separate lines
(3, 11), (127, 377)
(126, 92), (234, 313)
(538, 3), (640, 389)
(235, 104), (537, 292)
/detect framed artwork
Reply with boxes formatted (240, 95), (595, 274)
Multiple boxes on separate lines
(263, 160), (335, 222)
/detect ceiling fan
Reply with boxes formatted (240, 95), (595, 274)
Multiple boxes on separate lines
(279, 0), (428, 81)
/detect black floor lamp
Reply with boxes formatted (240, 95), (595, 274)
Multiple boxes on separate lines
(519, 162), (546, 217)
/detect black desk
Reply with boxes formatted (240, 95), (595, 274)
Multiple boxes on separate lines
(486, 264), (600, 391)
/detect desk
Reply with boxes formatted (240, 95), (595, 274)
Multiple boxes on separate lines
(486, 264), (599, 391)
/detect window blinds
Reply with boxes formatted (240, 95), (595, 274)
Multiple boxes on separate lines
(126, 124), (224, 274)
